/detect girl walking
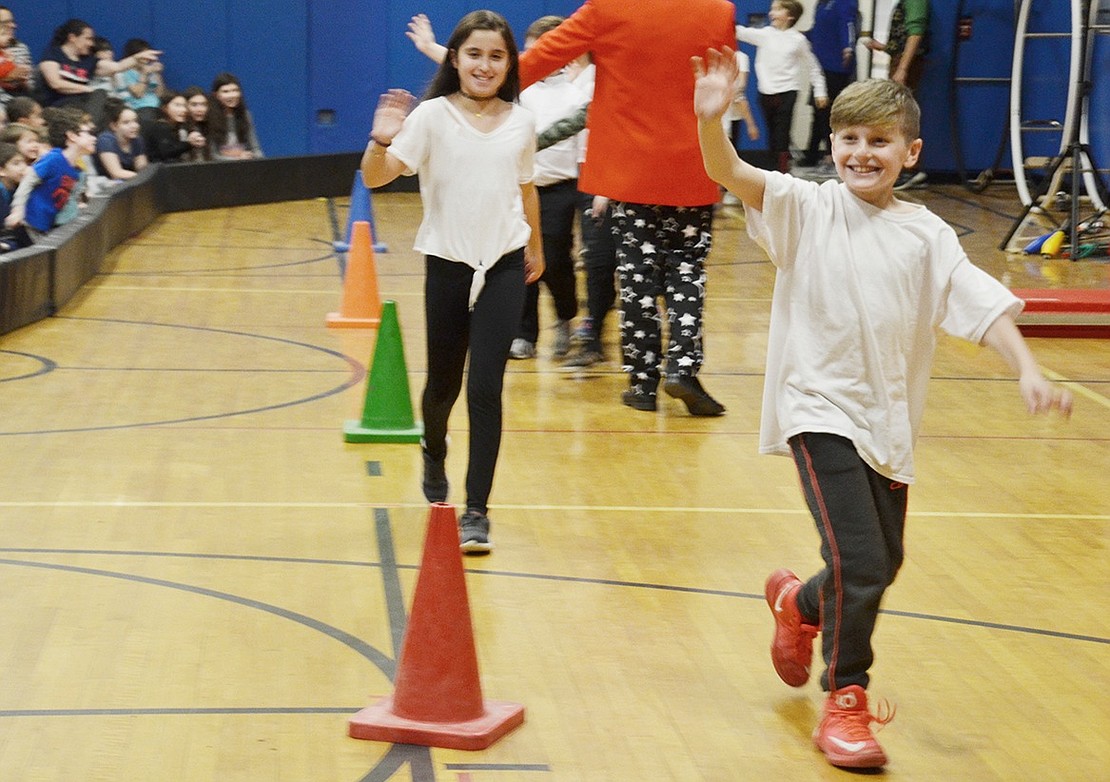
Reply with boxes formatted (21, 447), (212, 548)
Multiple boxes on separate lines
(360, 10), (544, 553)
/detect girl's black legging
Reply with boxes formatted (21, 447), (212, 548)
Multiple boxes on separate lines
(421, 251), (526, 515)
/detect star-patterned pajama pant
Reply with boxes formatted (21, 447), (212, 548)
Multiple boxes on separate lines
(610, 201), (714, 396)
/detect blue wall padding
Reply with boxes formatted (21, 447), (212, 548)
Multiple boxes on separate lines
(9, 0), (1109, 178)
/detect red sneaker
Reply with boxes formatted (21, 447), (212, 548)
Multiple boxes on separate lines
(764, 569), (818, 686)
(813, 685), (895, 768)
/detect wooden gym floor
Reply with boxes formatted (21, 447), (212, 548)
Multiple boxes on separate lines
(0, 182), (1106, 781)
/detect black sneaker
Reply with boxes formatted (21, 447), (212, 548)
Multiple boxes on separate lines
(561, 347), (604, 370)
(621, 389), (657, 411)
(422, 446), (448, 503)
(459, 510), (492, 555)
(663, 374), (725, 416)
(893, 171), (927, 191)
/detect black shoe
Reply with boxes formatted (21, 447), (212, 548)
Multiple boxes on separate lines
(893, 171), (927, 191)
(422, 446), (448, 503)
(621, 389), (657, 411)
(663, 374), (725, 416)
(459, 510), (492, 555)
(561, 347), (604, 370)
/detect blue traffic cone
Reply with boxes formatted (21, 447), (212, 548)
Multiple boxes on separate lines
(335, 172), (388, 254)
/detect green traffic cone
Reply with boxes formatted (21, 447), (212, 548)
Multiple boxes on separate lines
(344, 300), (423, 443)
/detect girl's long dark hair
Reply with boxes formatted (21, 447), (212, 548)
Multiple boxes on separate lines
(424, 10), (519, 102)
(181, 85), (212, 161)
(207, 72), (253, 146)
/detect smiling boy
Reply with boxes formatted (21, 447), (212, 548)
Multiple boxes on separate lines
(692, 49), (1072, 769)
(5, 107), (96, 241)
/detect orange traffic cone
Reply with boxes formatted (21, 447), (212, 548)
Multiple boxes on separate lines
(349, 503), (525, 750)
(327, 221), (381, 328)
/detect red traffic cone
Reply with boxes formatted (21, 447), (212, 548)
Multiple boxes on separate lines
(349, 503), (525, 750)
(327, 221), (381, 328)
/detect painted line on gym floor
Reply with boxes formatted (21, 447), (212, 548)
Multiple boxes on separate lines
(0, 707), (360, 717)
(95, 285), (341, 294)
(0, 557), (396, 677)
(1, 547), (1104, 646)
(1, 501), (1104, 522)
(1041, 366), (1110, 410)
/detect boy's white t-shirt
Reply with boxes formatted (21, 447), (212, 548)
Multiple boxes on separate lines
(746, 171), (1023, 483)
(389, 96), (535, 303)
(735, 25), (827, 99)
(520, 71), (588, 186)
(722, 51), (752, 126)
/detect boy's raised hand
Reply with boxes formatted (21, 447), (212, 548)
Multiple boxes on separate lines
(691, 47), (740, 122)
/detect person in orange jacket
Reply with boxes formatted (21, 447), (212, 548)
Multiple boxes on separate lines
(408, 1), (735, 415)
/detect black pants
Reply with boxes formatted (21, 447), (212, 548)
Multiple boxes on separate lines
(805, 71), (853, 164)
(519, 179), (578, 343)
(578, 192), (618, 353)
(50, 88), (109, 127)
(422, 251), (526, 515)
(610, 201), (714, 395)
(789, 432), (908, 691)
(759, 90), (797, 172)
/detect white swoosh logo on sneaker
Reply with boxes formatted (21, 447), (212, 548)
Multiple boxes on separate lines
(827, 737), (868, 753)
(774, 587), (789, 613)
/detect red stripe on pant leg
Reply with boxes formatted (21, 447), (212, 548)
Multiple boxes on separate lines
(799, 437), (843, 692)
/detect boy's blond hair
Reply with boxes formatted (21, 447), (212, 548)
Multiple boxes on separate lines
(526, 15), (564, 41)
(830, 79), (921, 141)
(776, 0), (804, 27)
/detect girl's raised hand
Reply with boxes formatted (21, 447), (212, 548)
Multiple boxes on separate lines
(371, 89), (415, 145)
(691, 47), (740, 122)
(406, 14), (437, 54)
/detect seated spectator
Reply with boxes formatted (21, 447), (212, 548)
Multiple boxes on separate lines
(118, 38), (164, 124)
(182, 86), (212, 161)
(6, 95), (41, 128)
(94, 98), (147, 180)
(5, 107), (95, 242)
(0, 121), (40, 162)
(207, 72), (262, 160)
(47, 106), (97, 209)
(0, 6), (33, 102)
(36, 19), (160, 125)
(87, 37), (125, 101)
(0, 139), (27, 249)
(144, 90), (206, 163)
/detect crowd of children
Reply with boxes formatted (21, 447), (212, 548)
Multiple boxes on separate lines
(362, 6), (1077, 774)
(0, 15), (263, 251)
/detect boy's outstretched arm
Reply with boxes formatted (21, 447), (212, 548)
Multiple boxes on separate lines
(693, 47), (765, 211)
(982, 313), (1074, 416)
(407, 14), (447, 64)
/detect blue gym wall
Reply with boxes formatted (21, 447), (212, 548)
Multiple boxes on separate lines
(10, 0), (1109, 176)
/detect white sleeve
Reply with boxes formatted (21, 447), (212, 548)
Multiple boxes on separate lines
(938, 243), (1025, 344)
(805, 41), (827, 99)
(10, 166), (39, 212)
(735, 25), (766, 46)
(387, 100), (433, 177)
